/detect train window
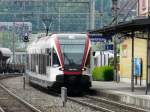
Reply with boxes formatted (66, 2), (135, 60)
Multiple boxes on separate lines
(85, 51), (90, 68)
(46, 48), (50, 54)
(42, 54), (44, 74)
(53, 49), (60, 67)
(37, 53), (47, 75)
(35, 54), (37, 67)
(37, 54), (39, 70)
(47, 54), (50, 66)
(39, 54), (41, 74)
(43, 54), (46, 74)
(46, 48), (51, 66)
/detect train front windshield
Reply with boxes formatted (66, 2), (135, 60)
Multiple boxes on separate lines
(59, 35), (86, 69)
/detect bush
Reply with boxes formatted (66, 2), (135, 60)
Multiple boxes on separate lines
(92, 66), (114, 81)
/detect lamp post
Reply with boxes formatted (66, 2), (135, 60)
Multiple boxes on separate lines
(112, 0), (119, 82)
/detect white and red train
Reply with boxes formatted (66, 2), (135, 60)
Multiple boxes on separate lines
(26, 33), (92, 92)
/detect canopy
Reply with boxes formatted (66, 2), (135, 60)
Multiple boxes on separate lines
(89, 18), (150, 35)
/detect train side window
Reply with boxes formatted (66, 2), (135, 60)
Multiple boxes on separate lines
(46, 48), (51, 66)
(85, 50), (91, 68)
(53, 49), (60, 67)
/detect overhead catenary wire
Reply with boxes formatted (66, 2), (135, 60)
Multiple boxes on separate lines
(109, 0), (138, 26)
(122, 0), (138, 22)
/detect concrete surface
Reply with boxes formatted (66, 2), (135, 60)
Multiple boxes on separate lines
(92, 81), (150, 110)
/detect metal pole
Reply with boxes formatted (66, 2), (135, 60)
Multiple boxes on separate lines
(23, 1), (26, 90)
(145, 0), (150, 95)
(112, 0), (118, 82)
(100, 0), (103, 28)
(114, 37), (118, 82)
(23, 1), (25, 35)
(131, 32), (134, 92)
(90, 0), (95, 30)
(89, 0), (95, 71)
(100, 51), (102, 66)
(58, 7), (61, 32)
(46, 0), (49, 35)
(86, 2), (90, 30)
(88, 2), (90, 30)
(146, 30), (150, 94)
(36, 1), (40, 31)
(12, 15), (16, 65)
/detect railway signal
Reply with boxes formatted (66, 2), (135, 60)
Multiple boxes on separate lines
(22, 33), (29, 90)
(23, 33), (29, 42)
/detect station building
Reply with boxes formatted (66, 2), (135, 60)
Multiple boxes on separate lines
(120, 35), (147, 84)
(89, 18), (150, 93)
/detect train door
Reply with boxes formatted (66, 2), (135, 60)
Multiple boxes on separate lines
(50, 48), (61, 81)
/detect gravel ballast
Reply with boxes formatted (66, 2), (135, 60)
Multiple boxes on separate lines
(0, 76), (101, 112)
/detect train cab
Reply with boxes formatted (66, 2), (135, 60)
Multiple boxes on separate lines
(26, 33), (92, 93)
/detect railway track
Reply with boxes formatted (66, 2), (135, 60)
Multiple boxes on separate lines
(0, 76), (149, 112)
(0, 82), (42, 112)
(0, 73), (22, 80)
(30, 84), (149, 112)
(37, 86), (148, 112)
(68, 95), (148, 112)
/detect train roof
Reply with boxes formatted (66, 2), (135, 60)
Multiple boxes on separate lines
(27, 33), (88, 53)
(0, 48), (12, 57)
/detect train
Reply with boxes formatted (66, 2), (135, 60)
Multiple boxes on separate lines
(0, 48), (25, 73)
(26, 33), (92, 93)
(0, 48), (12, 73)
(6, 52), (26, 73)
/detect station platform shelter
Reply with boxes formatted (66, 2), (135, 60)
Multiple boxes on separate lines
(89, 18), (150, 95)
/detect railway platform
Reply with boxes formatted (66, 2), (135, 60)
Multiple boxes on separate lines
(92, 81), (150, 110)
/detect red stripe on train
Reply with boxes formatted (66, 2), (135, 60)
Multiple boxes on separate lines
(64, 71), (81, 75)
(54, 36), (64, 67)
(81, 34), (90, 68)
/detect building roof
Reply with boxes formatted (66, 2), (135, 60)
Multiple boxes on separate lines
(89, 18), (150, 35)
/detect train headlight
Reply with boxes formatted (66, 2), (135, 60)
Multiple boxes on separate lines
(59, 68), (64, 71)
(82, 67), (87, 71)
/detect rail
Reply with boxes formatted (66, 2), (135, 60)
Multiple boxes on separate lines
(0, 83), (42, 112)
